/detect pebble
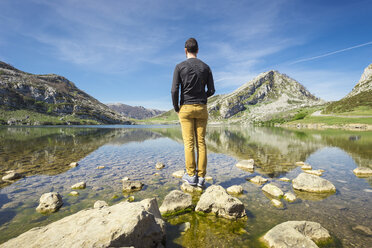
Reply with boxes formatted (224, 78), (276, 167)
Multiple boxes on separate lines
(69, 191), (79, 196)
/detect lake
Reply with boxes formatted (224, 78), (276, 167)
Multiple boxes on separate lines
(0, 125), (371, 247)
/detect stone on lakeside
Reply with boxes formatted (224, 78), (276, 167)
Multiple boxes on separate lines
(122, 180), (144, 192)
(71, 181), (86, 190)
(69, 162), (79, 168)
(305, 169), (323, 176)
(262, 221), (331, 248)
(250, 175), (268, 185)
(172, 170), (185, 178)
(262, 184), (284, 198)
(36, 192), (63, 214)
(180, 182), (202, 194)
(179, 222), (191, 233)
(279, 177), (291, 182)
(295, 161), (305, 166)
(94, 200), (108, 209)
(69, 191), (79, 196)
(284, 192), (297, 202)
(226, 185), (243, 195)
(301, 164), (312, 170)
(352, 225), (372, 236)
(205, 176), (213, 181)
(96, 166), (105, 169)
(353, 167), (372, 177)
(122, 177), (130, 181)
(292, 173), (336, 193)
(155, 162), (165, 170)
(270, 199), (283, 208)
(4, 198), (165, 248)
(195, 185), (246, 219)
(159, 190), (192, 214)
(235, 159), (255, 172)
(127, 196), (135, 202)
(2, 172), (22, 181)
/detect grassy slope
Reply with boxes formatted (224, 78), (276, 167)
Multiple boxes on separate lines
(287, 115), (372, 125)
(323, 90), (372, 114)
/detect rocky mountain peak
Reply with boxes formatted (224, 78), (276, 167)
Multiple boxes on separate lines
(347, 63), (372, 98)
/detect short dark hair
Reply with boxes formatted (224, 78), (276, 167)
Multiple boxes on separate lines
(185, 38), (198, 53)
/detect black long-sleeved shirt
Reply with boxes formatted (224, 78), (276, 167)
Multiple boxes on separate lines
(171, 58), (215, 112)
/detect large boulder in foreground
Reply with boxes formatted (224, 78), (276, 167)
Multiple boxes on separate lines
(292, 173), (336, 193)
(159, 190), (192, 214)
(36, 192), (63, 214)
(263, 221), (331, 248)
(4, 198), (165, 248)
(195, 185), (246, 219)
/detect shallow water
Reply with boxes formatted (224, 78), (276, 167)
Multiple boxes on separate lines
(0, 125), (371, 247)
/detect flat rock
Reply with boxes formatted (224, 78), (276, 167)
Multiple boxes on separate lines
(271, 199), (283, 208)
(279, 177), (291, 182)
(263, 221), (331, 248)
(69, 191), (79, 196)
(122, 180), (144, 192)
(122, 177), (130, 181)
(69, 162), (79, 167)
(305, 169), (323, 176)
(71, 181), (86, 189)
(262, 184), (284, 198)
(96, 166), (105, 169)
(250, 175), (268, 185)
(235, 159), (254, 172)
(284, 192), (297, 202)
(172, 170), (185, 178)
(301, 164), (312, 170)
(295, 161), (305, 166)
(352, 225), (372, 236)
(180, 182), (202, 193)
(2, 172), (22, 181)
(205, 176), (213, 181)
(94, 200), (108, 209)
(292, 173), (336, 193)
(159, 190), (192, 214)
(353, 167), (372, 177)
(195, 185), (246, 219)
(4, 198), (165, 248)
(226, 185), (243, 195)
(155, 162), (165, 170)
(36, 192), (63, 214)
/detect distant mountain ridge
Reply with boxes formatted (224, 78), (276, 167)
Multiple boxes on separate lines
(0, 61), (130, 125)
(208, 70), (324, 122)
(107, 103), (165, 120)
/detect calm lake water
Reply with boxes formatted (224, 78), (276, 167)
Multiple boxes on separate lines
(0, 125), (371, 247)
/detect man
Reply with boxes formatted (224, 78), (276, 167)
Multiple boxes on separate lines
(171, 38), (215, 187)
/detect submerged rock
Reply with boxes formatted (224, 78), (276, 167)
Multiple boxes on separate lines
(96, 166), (105, 169)
(155, 162), (165, 170)
(305, 169), (323, 176)
(205, 176), (213, 181)
(122, 180), (144, 192)
(5, 198), (165, 248)
(69, 191), (79, 196)
(235, 159), (255, 172)
(353, 167), (372, 177)
(179, 222), (191, 232)
(71, 181), (86, 189)
(159, 190), (192, 214)
(69, 162), (79, 168)
(292, 173), (336, 193)
(250, 175), (268, 185)
(226, 185), (243, 195)
(195, 185), (246, 219)
(270, 199), (283, 208)
(180, 182), (203, 193)
(301, 164), (312, 170)
(262, 184), (284, 198)
(172, 170), (185, 178)
(352, 225), (372, 236)
(2, 172), (22, 181)
(36, 192), (63, 214)
(284, 192), (297, 202)
(263, 221), (331, 248)
(295, 161), (306, 166)
(278, 177), (291, 182)
(94, 200), (108, 209)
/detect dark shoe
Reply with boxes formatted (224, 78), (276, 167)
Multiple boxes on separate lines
(182, 173), (197, 186)
(197, 177), (205, 187)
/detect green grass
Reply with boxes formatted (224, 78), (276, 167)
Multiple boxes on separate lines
(323, 90), (372, 114)
(287, 115), (372, 125)
(137, 109), (179, 124)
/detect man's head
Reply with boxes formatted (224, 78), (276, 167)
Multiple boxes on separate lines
(185, 38), (198, 57)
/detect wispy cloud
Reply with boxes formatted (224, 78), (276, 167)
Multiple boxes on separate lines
(290, 41), (372, 64)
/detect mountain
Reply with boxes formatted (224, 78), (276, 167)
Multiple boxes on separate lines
(0, 61), (130, 125)
(208, 70), (324, 122)
(107, 103), (165, 120)
(323, 63), (372, 114)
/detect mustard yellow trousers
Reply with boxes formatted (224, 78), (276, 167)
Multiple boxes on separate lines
(178, 104), (208, 177)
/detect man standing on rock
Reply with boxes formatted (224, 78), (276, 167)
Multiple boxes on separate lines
(171, 38), (215, 187)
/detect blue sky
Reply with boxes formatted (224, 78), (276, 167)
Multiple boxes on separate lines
(0, 0), (371, 110)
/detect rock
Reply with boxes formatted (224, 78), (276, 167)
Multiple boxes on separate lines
(353, 167), (372, 177)
(305, 169), (323, 176)
(159, 190), (192, 214)
(284, 192), (297, 202)
(301, 164), (312, 170)
(195, 185), (246, 219)
(155, 162), (165, 170)
(36, 192), (63, 214)
(5, 198), (165, 248)
(180, 182), (203, 193)
(122, 180), (143, 192)
(205, 176), (213, 181)
(127, 196), (135, 202)
(94, 200), (108, 209)
(250, 175), (268, 185)
(69, 162), (79, 167)
(271, 199), (283, 208)
(262, 184), (284, 198)
(292, 173), (336, 193)
(295, 161), (305, 166)
(179, 222), (191, 232)
(96, 166), (105, 169)
(69, 191), (79, 196)
(226, 185), (243, 195)
(172, 170), (184, 178)
(263, 221), (331, 248)
(154, 173), (160, 176)
(2, 172), (22, 181)
(235, 159), (254, 172)
(122, 177), (130, 181)
(71, 181), (86, 189)
(279, 177), (291, 182)
(352, 225), (372, 236)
